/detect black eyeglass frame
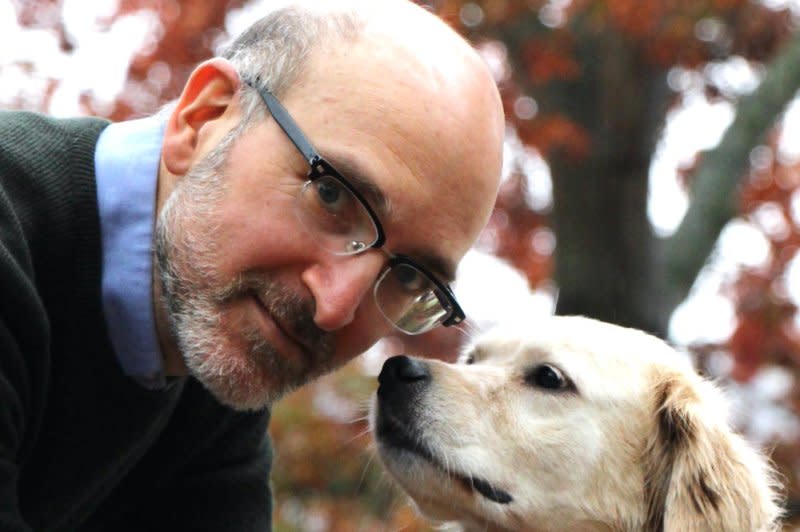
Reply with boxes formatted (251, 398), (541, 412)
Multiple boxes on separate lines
(382, 254), (463, 327)
(243, 77), (465, 328)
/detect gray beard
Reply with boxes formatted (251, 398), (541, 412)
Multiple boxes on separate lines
(152, 128), (335, 410)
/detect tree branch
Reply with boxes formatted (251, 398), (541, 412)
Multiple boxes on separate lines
(662, 32), (800, 315)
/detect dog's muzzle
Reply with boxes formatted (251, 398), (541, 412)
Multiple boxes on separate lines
(375, 355), (514, 505)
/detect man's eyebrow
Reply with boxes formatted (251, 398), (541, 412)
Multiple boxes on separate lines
(416, 253), (457, 283)
(324, 153), (392, 219)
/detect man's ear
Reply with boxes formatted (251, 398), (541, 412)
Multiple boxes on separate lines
(162, 57), (241, 176)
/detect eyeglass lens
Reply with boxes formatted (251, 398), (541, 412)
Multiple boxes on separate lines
(294, 176), (379, 255)
(374, 262), (450, 334)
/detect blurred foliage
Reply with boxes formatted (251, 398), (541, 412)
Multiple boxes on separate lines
(689, 133), (800, 501)
(269, 361), (435, 531)
(7, 0), (800, 528)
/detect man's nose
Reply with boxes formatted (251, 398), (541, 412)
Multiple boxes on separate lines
(301, 250), (386, 331)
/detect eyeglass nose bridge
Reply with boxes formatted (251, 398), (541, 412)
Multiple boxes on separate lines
(295, 199), (463, 333)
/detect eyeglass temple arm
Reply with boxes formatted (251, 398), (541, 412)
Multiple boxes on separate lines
(244, 78), (320, 166)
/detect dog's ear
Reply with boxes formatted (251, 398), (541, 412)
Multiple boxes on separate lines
(642, 372), (781, 532)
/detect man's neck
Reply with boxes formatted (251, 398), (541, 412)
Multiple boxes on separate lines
(152, 159), (188, 377)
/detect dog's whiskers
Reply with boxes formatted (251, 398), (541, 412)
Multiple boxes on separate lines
(359, 449), (421, 531)
(451, 321), (480, 342)
(346, 412), (371, 425)
(356, 451), (377, 494)
(341, 425), (373, 448)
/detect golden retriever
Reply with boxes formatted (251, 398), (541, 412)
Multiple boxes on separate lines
(370, 316), (783, 531)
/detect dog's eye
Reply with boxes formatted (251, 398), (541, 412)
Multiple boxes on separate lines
(464, 353), (475, 365)
(526, 364), (568, 390)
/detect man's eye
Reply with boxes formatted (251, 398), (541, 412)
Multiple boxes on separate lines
(315, 178), (347, 211)
(393, 264), (428, 292)
(306, 177), (360, 234)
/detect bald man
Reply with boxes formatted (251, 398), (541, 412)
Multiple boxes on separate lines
(0, 1), (504, 530)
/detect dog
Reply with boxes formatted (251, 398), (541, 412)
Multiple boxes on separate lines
(370, 316), (783, 531)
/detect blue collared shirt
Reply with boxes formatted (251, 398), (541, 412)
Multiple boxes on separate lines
(94, 115), (166, 389)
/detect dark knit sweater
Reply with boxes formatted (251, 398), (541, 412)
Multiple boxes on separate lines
(0, 111), (272, 531)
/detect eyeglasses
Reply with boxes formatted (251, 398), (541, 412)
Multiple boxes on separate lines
(243, 77), (465, 335)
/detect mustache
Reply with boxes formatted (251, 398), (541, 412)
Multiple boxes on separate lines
(216, 272), (334, 358)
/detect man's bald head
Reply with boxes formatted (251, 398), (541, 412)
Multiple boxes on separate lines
(221, 0), (501, 123)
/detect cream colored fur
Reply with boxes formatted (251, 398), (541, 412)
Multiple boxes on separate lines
(370, 316), (783, 531)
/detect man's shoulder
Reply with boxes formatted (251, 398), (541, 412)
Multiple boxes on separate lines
(0, 110), (111, 302)
(0, 110), (109, 132)
(0, 110), (110, 159)
(0, 111), (110, 207)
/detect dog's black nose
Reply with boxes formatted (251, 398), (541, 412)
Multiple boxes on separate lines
(379, 355), (431, 385)
(377, 355), (431, 405)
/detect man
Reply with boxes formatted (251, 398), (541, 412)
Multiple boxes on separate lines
(0, 0), (504, 530)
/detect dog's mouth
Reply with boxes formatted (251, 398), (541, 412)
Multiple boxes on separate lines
(376, 411), (513, 505)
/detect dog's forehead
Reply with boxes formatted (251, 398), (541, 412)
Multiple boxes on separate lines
(469, 316), (683, 378)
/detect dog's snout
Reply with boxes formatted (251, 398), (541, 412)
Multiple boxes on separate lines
(379, 355), (431, 385)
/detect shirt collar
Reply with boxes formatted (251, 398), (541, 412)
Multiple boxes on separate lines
(95, 114), (167, 389)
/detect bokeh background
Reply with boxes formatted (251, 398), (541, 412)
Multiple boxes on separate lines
(4, 0), (800, 529)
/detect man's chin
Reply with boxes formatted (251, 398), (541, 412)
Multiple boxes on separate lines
(192, 366), (282, 411)
(185, 346), (326, 412)
(182, 345), (277, 411)
(177, 312), (343, 411)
